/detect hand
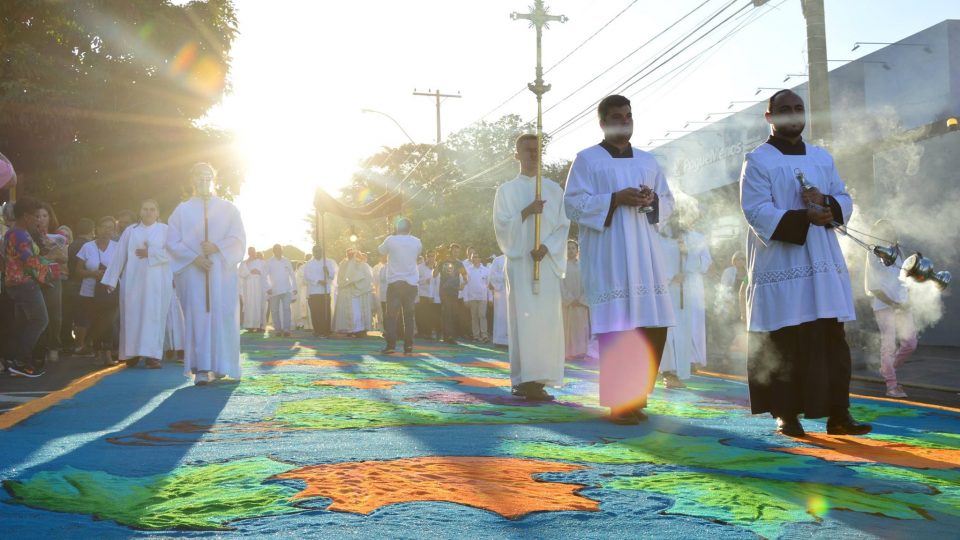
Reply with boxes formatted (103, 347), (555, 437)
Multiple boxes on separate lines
(530, 244), (549, 262)
(806, 206), (833, 226)
(672, 273), (684, 285)
(106, 286), (115, 294)
(201, 241), (219, 256)
(637, 186), (655, 207)
(267, 289), (273, 296)
(521, 199), (546, 221)
(192, 255), (213, 271)
(135, 247), (148, 259)
(250, 269), (261, 275)
(614, 187), (646, 208)
(801, 187), (826, 207)
(318, 280), (326, 286)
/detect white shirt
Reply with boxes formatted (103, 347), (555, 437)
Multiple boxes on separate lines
(418, 263), (434, 297)
(740, 142), (856, 332)
(265, 256), (295, 296)
(378, 234), (422, 286)
(303, 258), (338, 295)
(77, 240), (118, 297)
(864, 248), (908, 311)
(463, 263), (490, 302)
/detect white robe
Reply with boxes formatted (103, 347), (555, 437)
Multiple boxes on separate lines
(295, 264), (312, 330)
(238, 259), (267, 329)
(166, 196), (246, 379)
(101, 222), (173, 361)
(659, 231), (712, 379)
(561, 259), (591, 359)
(494, 174), (570, 387)
(563, 144), (676, 334)
(489, 255), (508, 346)
(166, 283), (185, 352)
(740, 143), (855, 332)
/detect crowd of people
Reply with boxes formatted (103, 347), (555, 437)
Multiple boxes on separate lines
(0, 90), (923, 436)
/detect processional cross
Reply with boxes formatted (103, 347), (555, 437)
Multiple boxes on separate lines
(511, 0), (566, 294)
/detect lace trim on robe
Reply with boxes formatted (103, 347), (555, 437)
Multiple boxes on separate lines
(752, 261), (846, 286)
(592, 283), (670, 305)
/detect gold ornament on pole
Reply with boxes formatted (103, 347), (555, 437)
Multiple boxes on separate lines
(512, 0), (566, 295)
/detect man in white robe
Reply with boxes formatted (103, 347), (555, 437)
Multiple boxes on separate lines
(265, 244), (296, 337)
(333, 249), (374, 336)
(295, 257), (312, 331)
(563, 95), (675, 424)
(740, 90), (870, 437)
(165, 282), (185, 361)
(166, 162), (246, 385)
(561, 240), (590, 360)
(488, 253), (508, 346)
(238, 247), (267, 332)
(659, 224), (712, 387)
(494, 133), (571, 401)
(101, 199), (172, 369)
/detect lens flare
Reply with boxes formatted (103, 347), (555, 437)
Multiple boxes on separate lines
(598, 330), (658, 410)
(807, 494), (830, 517)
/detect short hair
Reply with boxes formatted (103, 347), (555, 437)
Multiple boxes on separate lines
(396, 217), (412, 233)
(75, 218), (95, 236)
(312, 245), (323, 259)
(515, 133), (538, 153)
(190, 162), (217, 178)
(98, 215), (116, 228)
(116, 209), (136, 221)
(140, 199), (160, 211)
(598, 95), (631, 121)
(766, 89), (799, 113)
(13, 196), (41, 219)
(449, 243), (462, 251)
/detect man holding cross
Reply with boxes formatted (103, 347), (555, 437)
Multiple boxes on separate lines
(166, 162), (247, 385)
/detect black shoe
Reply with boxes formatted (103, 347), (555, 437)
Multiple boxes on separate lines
(8, 363), (44, 378)
(826, 411), (873, 436)
(381, 347), (396, 354)
(403, 347), (413, 354)
(776, 415), (806, 437)
(631, 408), (649, 422)
(607, 411), (641, 425)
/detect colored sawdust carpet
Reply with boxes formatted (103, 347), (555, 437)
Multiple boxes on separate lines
(0, 332), (958, 539)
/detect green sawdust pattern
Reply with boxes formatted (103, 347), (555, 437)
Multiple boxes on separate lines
(850, 466), (960, 518)
(501, 432), (813, 471)
(869, 431), (960, 450)
(232, 374), (337, 396)
(846, 403), (921, 422)
(645, 400), (732, 419)
(3, 458), (299, 530)
(273, 396), (599, 430)
(607, 471), (927, 539)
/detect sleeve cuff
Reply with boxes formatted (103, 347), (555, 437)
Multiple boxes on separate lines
(771, 209), (811, 245)
(603, 194), (617, 228)
(825, 195), (843, 227)
(646, 193), (660, 225)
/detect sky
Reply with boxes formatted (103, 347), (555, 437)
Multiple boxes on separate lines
(205, 0), (960, 251)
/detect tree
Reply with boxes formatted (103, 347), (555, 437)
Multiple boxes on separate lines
(0, 0), (240, 224)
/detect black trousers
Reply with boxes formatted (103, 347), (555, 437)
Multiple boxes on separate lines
(88, 292), (119, 352)
(415, 296), (433, 337)
(440, 292), (459, 341)
(384, 282), (416, 348)
(747, 318), (851, 419)
(308, 294), (331, 336)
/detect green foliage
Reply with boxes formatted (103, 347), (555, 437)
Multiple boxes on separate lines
(0, 1), (240, 224)
(316, 114), (573, 258)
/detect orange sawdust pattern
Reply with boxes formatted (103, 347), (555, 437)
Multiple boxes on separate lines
(462, 360), (511, 369)
(263, 359), (352, 367)
(429, 376), (512, 388)
(271, 456), (598, 518)
(772, 433), (960, 469)
(311, 379), (403, 390)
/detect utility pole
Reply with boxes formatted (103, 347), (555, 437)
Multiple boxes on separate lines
(412, 89), (461, 145)
(802, 0), (832, 145)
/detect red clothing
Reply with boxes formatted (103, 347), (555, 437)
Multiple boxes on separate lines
(3, 228), (52, 287)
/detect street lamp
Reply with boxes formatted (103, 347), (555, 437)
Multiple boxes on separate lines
(754, 87), (782, 96)
(361, 108), (416, 144)
(728, 100), (761, 109)
(827, 59), (892, 70)
(705, 112), (735, 120)
(783, 73), (807, 82)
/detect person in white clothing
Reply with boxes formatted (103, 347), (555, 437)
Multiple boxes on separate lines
(463, 252), (490, 342)
(488, 253), (508, 347)
(238, 247), (267, 332)
(561, 240), (590, 360)
(295, 256), (312, 331)
(740, 90), (870, 437)
(303, 245), (338, 338)
(659, 222), (712, 387)
(101, 199), (172, 369)
(166, 162), (246, 385)
(265, 243), (296, 337)
(75, 216), (120, 365)
(495, 134), (571, 401)
(415, 251), (436, 339)
(378, 218), (423, 353)
(864, 220), (917, 399)
(333, 248), (374, 336)
(563, 95), (675, 424)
